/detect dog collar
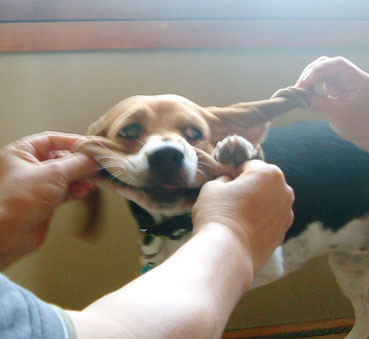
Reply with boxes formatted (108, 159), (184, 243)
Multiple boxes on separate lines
(128, 201), (193, 240)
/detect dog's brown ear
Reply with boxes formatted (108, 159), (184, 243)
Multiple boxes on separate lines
(205, 87), (310, 144)
(87, 115), (109, 136)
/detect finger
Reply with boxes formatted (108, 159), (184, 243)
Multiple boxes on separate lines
(238, 159), (266, 174)
(17, 132), (89, 161)
(309, 93), (345, 118)
(296, 57), (344, 89)
(295, 56), (330, 86)
(299, 56), (330, 76)
(232, 160), (266, 181)
(50, 153), (98, 183)
(212, 175), (231, 183)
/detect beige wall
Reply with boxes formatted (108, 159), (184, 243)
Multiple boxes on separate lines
(2, 47), (369, 329)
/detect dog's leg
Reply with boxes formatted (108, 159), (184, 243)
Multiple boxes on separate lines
(329, 251), (369, 339)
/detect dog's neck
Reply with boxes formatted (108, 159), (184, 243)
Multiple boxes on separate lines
(128, 201), (193, 240)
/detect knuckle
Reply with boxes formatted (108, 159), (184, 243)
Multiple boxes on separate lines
(289, 186), (295, 202)
(332, 56), (346, 65)
(265, 164), (284, 181)
(287, 210), (295, 227)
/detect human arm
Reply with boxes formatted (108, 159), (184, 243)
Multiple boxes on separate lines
(296, 56), (369, 151)
(67, 160), (294, 339)
(0, 132), (97, 269)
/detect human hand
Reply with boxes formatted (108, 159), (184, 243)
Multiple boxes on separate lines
(192, 160), (294, 274)
(0, 132), (97, 269)
(296, 56), (369, 151)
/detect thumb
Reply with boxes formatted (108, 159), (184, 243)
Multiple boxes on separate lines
(54, 153), (98, 183)
(309, 93), (345, 118)
(212, 175), (231, 183)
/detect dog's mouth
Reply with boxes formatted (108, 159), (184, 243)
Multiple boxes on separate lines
(98, 168), (201, 205)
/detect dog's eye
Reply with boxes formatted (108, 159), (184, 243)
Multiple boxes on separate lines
(182, 126), (203, 141)
(118, 123), (142, 139)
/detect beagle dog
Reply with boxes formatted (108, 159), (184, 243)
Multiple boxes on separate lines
(75, 87), (369, 339)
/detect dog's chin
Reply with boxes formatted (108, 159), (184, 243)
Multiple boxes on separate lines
(98, 169), (201, 216)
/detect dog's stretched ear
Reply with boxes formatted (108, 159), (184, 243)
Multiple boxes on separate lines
(204, 87), (310, 145)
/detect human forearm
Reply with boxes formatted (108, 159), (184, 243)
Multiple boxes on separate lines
(69, 222), (254, 339)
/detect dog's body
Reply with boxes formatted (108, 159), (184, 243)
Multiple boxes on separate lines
(76, 91), (369, 339)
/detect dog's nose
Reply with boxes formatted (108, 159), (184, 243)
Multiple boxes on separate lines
(148, 146), (184, 175)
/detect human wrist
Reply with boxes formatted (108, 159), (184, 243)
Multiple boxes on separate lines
(192, 221), (255, 293)
(0, 203), (16, 270)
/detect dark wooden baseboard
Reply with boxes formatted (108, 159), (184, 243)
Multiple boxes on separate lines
(223, 317), (354, 338)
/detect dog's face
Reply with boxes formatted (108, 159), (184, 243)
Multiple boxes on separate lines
(75, 89), (307, 216)
(88, 95), (220, 216)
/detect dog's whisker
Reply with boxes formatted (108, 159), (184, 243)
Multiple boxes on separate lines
(94, 155), (122, 163)
(196, 154), (209, 161)
(195, 140), (210, 148)
(196, 169), (208, 179)
(92, 139), (124, 161)
(99, 163), (125, 170)
(197, 161), (214, 169)
(135, 138), (145, 147)
(111, 169), (125, 178)
(94, 154), (120, 160)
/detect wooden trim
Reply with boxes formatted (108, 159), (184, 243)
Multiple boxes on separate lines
(0, 0), (368, 22)
(1, 19), (369, 52)
(0, 0), (368, 52)
(222, 317), (354, 338)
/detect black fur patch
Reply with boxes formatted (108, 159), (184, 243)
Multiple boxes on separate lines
(262, 121), (369, 241)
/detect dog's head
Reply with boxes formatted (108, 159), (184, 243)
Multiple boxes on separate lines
(75, 88), (308, 217)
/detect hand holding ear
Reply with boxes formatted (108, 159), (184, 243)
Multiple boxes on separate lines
(0, 132), (97, 269)
(296, 56), (369, 151)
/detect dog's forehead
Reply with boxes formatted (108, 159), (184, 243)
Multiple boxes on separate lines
(113, 94), (207, 123)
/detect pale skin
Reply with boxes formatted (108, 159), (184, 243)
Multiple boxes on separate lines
(0, 132), (97, 269)
(296, 56), (369, 152)
(0, 131), (294, 338)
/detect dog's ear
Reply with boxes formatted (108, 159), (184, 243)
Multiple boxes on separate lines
(204, 105), (268, 145)
(87, 114), (109, 136)
(204, 87), (310, 145)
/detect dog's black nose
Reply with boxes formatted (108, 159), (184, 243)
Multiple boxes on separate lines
(148, 146), (184, 175)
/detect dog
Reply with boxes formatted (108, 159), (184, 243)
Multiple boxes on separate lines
(74, 88), (369, 339)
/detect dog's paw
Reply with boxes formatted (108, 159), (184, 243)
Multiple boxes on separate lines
(212, 135), (258, 166)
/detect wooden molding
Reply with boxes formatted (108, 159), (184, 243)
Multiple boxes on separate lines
(1, 20), (369, 52)
(222, 317), (354, 338)
(0, 0), (368, 21)
(0, 1), (368, 53)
